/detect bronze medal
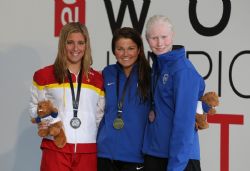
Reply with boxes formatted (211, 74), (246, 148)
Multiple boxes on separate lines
(113, 117), (124, 130)
(148, 110), (156, 122)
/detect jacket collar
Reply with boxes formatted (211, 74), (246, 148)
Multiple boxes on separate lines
(155, 45), (185, 71)
(115, 62), (138, 76)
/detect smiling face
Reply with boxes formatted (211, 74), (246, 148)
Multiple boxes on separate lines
(114, 38), (140, 76)
(65, 32), (86, 69)
(147, 22), (174, 55)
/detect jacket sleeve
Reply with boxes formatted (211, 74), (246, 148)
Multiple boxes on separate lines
(96, 94), (105, 127)
(96, 70), (105, 128)
(29, 72), (46, 120)
(167, 69), (204, 171)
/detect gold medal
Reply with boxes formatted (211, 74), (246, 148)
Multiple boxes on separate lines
(113, 117), (124, 130)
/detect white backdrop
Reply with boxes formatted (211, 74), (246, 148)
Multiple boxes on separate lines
(0, 0), (249, 171)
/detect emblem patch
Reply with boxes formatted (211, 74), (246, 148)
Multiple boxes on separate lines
(162, 74), (169, 84)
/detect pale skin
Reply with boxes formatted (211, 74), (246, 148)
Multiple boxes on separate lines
(147, 21), (174, 56)
(114, 38), (140, 77)
(146, 21), (174, 122)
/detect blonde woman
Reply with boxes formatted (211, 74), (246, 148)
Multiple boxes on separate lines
(30, 22), (104, 171)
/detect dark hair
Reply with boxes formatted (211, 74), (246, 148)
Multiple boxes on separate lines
(112, 27), (151, 101)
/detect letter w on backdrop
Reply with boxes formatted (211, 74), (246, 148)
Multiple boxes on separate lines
(104, 0), (150, 34)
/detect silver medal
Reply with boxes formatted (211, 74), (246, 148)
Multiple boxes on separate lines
(70, 117), (81, 129)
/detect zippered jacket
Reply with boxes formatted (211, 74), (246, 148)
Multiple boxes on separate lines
(97, 63), (150, 163)
(142, 45), (205, 171)
(29, 65), (104, 153)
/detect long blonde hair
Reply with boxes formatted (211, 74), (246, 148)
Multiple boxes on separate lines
(54, 22), (93, 83)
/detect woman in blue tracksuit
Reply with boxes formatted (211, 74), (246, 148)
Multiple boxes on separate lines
(97, 27), (151, 171)
(142, 15), (205, 171)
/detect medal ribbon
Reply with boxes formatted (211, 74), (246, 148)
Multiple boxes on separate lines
(151, 66), (160, 111)
(67, 68), (83, 118)
(116, 68), (133, 118)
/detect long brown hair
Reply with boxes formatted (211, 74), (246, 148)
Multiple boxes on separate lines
(54, 22), (93, 83)
(112, 27), (151, 101)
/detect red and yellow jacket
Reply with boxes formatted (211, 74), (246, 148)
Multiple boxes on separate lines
(29, 65), (104, 153)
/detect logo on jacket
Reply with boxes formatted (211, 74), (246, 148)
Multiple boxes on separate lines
(162, 74), (169, 84)
(107, 82), (115, 86)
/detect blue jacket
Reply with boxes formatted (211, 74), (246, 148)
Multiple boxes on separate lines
(97, 63), (150, 163)
(142, 46), (205, 171)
